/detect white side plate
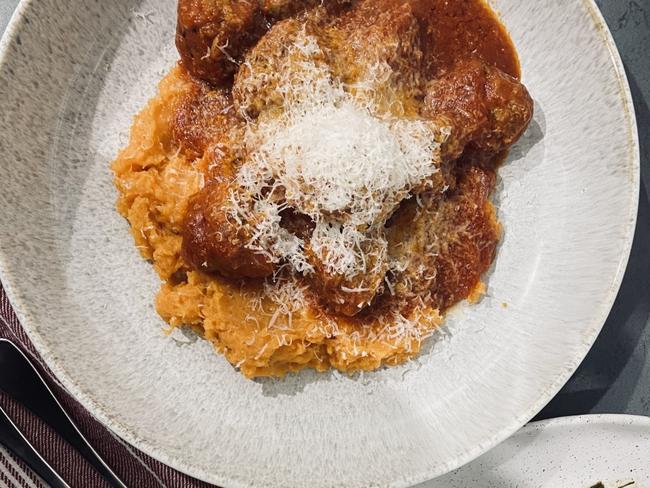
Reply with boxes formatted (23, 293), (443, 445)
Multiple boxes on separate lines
(422, 415), (650, 488)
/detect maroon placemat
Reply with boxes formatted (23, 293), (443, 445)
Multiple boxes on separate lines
(0, 281), (216, 488)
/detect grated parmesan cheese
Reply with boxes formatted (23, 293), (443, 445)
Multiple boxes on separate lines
(228, 29), (449, 282)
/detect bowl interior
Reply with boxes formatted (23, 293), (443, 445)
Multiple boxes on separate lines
(0, 1), (638, 487)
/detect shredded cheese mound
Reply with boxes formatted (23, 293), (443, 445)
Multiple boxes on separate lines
(231, 30), (446, 279)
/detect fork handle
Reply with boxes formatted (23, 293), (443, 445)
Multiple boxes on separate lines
(0, 338), (127, 488)
(0, 404), (71, 488)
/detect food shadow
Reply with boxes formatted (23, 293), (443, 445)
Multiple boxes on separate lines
(469, 99), (546, 303)
(255, 369), (339, 397)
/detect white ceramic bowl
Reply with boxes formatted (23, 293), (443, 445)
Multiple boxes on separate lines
(0, 1), (639, 487)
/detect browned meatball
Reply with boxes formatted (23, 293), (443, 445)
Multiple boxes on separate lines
(176, 0), (268, 86)
(171, 70), (239, 159)
(429, 167), (500, 309)
(233, 1), (423, 118)
(330, 0), (425, 111)
(176, 0), (352, 86)
(260, 0), (350, 17)
(232, 16), (310, 117)
(305, 232), (387, 316)
(386, 166), (500, 311)
(182, 181), (275, 278)
(423, 58), (534, 161)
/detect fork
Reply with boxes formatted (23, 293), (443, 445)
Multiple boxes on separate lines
(0, 338), (127, 488)
(0, 402), (71, 487)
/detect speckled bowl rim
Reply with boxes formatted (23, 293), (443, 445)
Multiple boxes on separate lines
(525, 414), (650, 433)
(0, 0), (640, 486)
(441, 414), (650, 483)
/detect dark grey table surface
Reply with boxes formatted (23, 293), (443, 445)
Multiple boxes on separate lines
(0, 0), (649, 420)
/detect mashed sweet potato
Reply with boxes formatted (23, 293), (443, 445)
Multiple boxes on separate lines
(112, 66), (443, 378)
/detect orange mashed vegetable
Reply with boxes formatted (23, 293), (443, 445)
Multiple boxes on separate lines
(112, 66), (442, 378)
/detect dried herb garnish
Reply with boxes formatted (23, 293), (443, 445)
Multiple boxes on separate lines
(588, 482), (636, 488)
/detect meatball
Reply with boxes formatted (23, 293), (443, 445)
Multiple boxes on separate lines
(386, 166), (500, 310)
(305, 227), (388, 316)
(423, 58), (534, 161)
(233, 16), (314, 117)
(176, 0), (268, 85)
(233, 1), (424, 118)
(260, 0), (349, 18)
(171, 71), (239, 159)
(176, 0), (352, 86)
(329, 0), (425, 113)
(182, 181), (274, 278)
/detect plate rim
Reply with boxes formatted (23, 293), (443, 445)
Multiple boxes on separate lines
(525, 414), (650, 433)
(430, 414), (650, 485)
(0, 0), (641, 486)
